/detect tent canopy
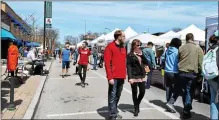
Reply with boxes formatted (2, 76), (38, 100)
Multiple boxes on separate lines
(124, 26), (138, 39)
(159, 30), (181, 39)
(178, 24), (205, 42)
(128, 33), (166, 46)
(1, 28), (16, 41)
(104, 28), (120, 41)
(91, 34), (105, 44)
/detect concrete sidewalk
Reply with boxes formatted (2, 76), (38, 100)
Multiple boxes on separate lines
(1, 61), (53, 119)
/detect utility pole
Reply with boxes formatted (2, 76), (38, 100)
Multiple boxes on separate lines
(43, 1), (46, 49)
(85, 20), (86, 40)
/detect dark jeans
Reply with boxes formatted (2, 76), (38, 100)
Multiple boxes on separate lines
(146, 70), (153, 89)
(78, 64), (87, 83)
(108, 79), (124, 119)
(179, 72), (197, 111)
(131, 82), (146, 107)
(164, 72), (179, 102)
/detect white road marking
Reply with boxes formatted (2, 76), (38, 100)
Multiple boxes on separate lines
(47, 108), (155, 117)
(91, 70), (179, 119)
(49, 77), (100, 80)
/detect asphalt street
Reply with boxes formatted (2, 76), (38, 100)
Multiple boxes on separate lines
(34, 59), (210, 119)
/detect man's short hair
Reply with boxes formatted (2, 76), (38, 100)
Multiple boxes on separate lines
(114, 30), (123, 40)
(186, 33), (194, 41)
(83, 41), (88, 46)
(147, 42), (154, 46)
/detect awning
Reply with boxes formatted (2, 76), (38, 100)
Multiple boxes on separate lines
(1, 28), (16, 41)
(26, 42), (40, 47)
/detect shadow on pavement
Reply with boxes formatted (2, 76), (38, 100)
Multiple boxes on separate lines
(1, 99), (23, 112)
(118, 103), (134, 113)
(149, 100), (209, 120)
(97, 106), (108, 120)
(1, 76), (30, 88)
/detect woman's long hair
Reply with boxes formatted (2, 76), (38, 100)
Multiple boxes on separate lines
(130, 39), (142, 53)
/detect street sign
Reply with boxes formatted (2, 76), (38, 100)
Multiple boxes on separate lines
(46, 2), (52, 18)
(46, 18), (52, 24)
(46, 24), (52, 28)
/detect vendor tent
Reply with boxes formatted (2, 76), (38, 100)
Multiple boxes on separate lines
(104, 28), (120, 41)
(124, 26), (138, 40)
(178, 24), (205, 42)
(90, 34), (105, 47)
(26, 42), (40, 47)
(159, 31), (181, 44)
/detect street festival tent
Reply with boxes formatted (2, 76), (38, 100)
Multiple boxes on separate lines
(126, 33), (166, 53)
(76, 40), (91, 47)
(124, 26), (138, 40)
(90, 34), (105, 47)
(177, 24), (205, 44)
(159, 30), (181, 44)
(104, 28), (120, 44)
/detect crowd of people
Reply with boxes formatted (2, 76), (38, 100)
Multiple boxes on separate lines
(57, 29), (219, 120)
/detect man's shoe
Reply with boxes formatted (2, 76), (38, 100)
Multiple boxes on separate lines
(182, 109), (191, 119)
(166, 103), (176, 113)
(116, 114), (122, 119)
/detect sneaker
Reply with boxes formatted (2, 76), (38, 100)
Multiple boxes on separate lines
(116, 114), (122, 119)
(166, 103), (176, 113)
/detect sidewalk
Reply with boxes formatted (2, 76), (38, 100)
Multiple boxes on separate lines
(1, 61), (52, 119)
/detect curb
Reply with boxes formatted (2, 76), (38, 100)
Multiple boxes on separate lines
(23, 60), (53, 119)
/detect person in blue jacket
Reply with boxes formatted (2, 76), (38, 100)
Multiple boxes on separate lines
(142, 42), (157, 89)
(162, 38), (182, 113)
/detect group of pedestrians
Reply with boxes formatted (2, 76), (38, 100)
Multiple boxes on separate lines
(103, 29), (219, 120)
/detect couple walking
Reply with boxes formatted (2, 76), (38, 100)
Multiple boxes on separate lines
(104, 30), (150, 120)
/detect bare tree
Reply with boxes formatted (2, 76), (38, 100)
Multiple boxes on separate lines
(64, 35), (78, 45)
(172, 27), (182, 32)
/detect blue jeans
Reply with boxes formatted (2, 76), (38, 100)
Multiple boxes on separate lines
(164, 72), (179, 102)
(146, 70), (153, 89)
(208, 78), (219, 120)
(179, 72), (197, 111)
(93, 56), (97, 69)
(108, 79), (124, 119)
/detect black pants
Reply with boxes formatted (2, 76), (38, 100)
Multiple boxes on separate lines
(108, 79), (124, 119)
(164, 72), (179, 102)
(78, 64), (87, 83)
(131, 82), (146, 107)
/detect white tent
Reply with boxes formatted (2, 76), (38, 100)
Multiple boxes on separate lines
(127, 33), (166, 53)
(159, 31), (181, 44)
(76, 40), (90, 47)
(178, 24), (205, 42)
(124, 26), (138, 40)
(104, 28), (120, 41)
(90, 34), (105, 47)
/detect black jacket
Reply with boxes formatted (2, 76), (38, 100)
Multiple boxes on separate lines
(127, 52), (148, 81)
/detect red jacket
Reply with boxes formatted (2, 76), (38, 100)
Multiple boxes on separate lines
(104, 41), (127, 81)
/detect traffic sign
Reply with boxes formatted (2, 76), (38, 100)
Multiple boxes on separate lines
(46, 18), (52, 24)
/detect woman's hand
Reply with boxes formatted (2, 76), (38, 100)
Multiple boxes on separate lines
(129, 79), (134, 84)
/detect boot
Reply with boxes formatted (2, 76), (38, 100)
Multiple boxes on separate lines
(134, 105), (139, 117)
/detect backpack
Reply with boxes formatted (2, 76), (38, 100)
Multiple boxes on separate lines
(202, 47), (219, 80)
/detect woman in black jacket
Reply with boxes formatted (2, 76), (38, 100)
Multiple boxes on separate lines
(127, 39), (149, 117)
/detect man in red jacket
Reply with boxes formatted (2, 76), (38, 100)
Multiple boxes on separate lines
(104, 30), (126, 120)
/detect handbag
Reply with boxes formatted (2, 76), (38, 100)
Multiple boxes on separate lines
(145, 66), (150, 73)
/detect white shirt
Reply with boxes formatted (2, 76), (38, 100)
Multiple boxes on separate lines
(27, 51), (36, 61)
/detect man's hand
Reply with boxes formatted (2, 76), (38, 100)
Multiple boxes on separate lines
(109, 79), (114, 85)
(129, 79), (134, 84)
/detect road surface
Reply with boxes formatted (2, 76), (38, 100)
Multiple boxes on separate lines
(34, 59), (210, 119)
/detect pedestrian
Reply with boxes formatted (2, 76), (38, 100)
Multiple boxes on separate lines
(92, 44), (98, 70)
(60, 43), (72, 78)
(127, 39), (148, 117)
(162, 38), (182, 113)
(77, 42), (91, 88)
(204, 33), (219, 120)
(104, 30), (126, 120)
(142, 42), (157, 89)
(169, 33), (203, 119)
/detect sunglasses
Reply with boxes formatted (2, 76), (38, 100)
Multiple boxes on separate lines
(136, 44), (141, 47)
